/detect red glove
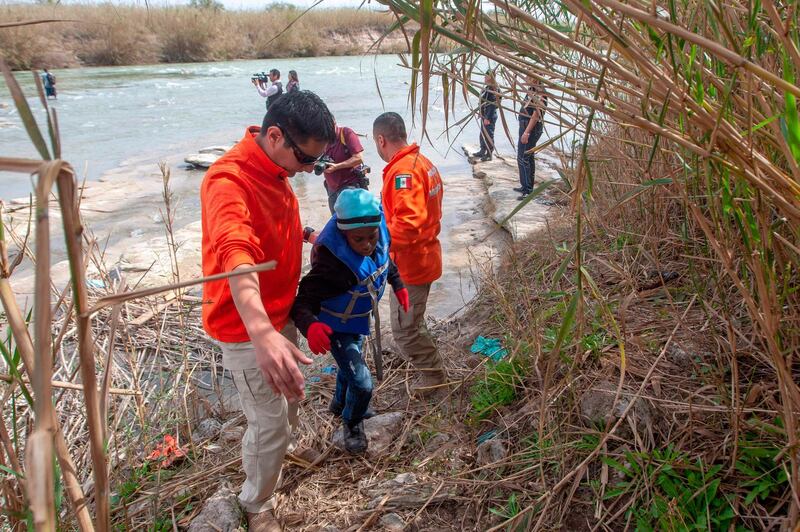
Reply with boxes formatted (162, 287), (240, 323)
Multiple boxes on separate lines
(395, 288), (410, 313)
(307, 322), (332, 354)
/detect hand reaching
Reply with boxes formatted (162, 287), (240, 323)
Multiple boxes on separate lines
(254, 329), (312, 401)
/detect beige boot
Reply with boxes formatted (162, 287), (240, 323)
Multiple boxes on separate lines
(411, 367), (446, 398)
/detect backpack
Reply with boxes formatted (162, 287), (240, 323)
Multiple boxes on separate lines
(47, 73), (56, 85)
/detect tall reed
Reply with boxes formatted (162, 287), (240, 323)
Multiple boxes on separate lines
(378, 0), (800, 528)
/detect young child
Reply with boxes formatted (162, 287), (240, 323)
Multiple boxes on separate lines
(291, 188), (409, 454)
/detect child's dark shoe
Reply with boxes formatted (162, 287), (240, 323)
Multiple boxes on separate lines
(330, 400), (376, 419)
(343, 421), (368, 454)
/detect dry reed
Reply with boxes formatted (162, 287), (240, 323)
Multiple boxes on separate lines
(0, 4), (408, 70)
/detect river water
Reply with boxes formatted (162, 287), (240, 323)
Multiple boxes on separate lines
(0, 55), (522, 317)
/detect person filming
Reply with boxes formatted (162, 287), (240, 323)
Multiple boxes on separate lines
(252, 68), (283, 110)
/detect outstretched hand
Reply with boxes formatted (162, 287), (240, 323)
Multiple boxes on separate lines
(395, 287), (410, 313)
(254, 329), (312, 401)
(307, 322), (333, 355)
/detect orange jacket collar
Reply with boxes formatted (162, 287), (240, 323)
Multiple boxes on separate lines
(242, 126), (289, 181)
(383, 143), (420, 177)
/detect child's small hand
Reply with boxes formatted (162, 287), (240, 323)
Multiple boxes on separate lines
(395, 288), (410, 313)
(307, 322), (333, 354)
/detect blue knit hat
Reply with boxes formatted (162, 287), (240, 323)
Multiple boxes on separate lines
(334, 189), (381, 230)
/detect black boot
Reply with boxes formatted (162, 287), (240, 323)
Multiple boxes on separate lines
(343, 421), (368, 454)
(330, 400), (376, 419)
(479, 153), (492, 162)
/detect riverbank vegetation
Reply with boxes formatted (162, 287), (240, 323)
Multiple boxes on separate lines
(379, 0), (799, 528)
(1, 0), (799, 529)
(0, 3), (406, 70)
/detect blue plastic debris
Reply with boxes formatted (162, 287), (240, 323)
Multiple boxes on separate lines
(470, 336), (508, 362)
(321, 365), (337, 375)
(477, 430), (497, 444)
(308, 376), (321, 383)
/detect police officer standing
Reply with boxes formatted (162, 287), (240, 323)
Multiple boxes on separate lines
(473, 71), (498, 161)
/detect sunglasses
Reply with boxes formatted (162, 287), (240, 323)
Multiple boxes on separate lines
(277, 124), (324, 165)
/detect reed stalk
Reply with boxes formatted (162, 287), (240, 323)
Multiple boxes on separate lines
(379, 0), (800, 527)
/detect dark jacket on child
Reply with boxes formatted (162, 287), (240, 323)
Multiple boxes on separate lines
(291, 234), (404, 338)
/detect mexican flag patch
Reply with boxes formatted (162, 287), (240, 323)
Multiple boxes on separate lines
(395, 174), (412, 190)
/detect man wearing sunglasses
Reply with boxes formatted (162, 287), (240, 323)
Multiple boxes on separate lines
(201, 90), (336, 531)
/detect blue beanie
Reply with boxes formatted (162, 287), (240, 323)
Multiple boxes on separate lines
(334, 189), (381, 230)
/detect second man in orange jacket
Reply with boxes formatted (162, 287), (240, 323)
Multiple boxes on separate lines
(373, 112), (445, 396)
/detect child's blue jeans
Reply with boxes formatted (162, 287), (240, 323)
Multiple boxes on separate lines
(330, 332), (373, 425)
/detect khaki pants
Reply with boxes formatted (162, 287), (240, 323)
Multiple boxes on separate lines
(389, 283), (443, 374)
(219, 324), (299, 514)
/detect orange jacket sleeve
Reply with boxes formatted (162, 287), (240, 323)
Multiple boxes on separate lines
(202, 175), (266, 272)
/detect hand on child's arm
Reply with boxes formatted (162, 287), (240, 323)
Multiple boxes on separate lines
(395, 288), (410, 312)
(307, 322), (333, 354)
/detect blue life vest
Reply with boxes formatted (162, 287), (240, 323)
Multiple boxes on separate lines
(315, 216), (390, 335)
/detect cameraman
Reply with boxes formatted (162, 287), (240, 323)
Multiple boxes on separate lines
(321, 124), (367, 214)
(253, 68), (283, 110)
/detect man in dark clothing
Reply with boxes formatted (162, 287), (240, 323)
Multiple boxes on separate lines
(320, 125), (367, 214)
(253, 69), (283, 110)
(473, 71), (498, 161)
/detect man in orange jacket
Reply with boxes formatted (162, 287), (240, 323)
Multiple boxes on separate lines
(373, 112), (445, 396)
(201, 91), (336, 531)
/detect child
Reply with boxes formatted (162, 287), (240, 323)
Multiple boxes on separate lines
(291, 188), (409, 454)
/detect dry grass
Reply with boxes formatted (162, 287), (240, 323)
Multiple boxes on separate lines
(376, 0), (799, 528)
(0, 4), (408, 70)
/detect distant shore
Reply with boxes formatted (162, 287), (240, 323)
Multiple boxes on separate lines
(1, 4), (411, 71)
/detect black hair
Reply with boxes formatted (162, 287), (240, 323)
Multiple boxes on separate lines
(261, 90), (336, 145)
(270, 68), (280, 78)
(289, 70), (298, 82)
(373, 112), (407, 142)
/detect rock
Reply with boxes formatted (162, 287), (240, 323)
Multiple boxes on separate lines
(192, 418), (222, 441)
(476, 439), (507, 466)
(186, 483), (242, 532)
(380, 512), (406, 530)
(666, 344), (693, 368)
(332, 412), (404, 458)
(221, 425), (245, 443)
(423, 433), (450, 453)
(185, 146), (232, 169)
(579, 380), (653, 438)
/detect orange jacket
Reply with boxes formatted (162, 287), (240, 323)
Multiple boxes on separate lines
(201, 127), (303, 342)
(380, 143), (444, 285)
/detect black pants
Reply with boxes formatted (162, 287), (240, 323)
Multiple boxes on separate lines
(517, 119), (544, 193)
(479, 116), (496, 155)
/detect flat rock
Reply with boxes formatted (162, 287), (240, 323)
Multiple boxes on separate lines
(462, 144), (562, 241)
(332, 412), (404, 458)
(185, 145), (233, 168)
(380, 512), (406, 530)
(186, 483), (242, 532)
(476, 439), (507, 466)
(579, 380), (654, 439)
(363, 472), (453, 510)
(192, 418), (222, 441)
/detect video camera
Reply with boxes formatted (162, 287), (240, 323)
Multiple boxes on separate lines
(353, 164), (371, 181)
(313, 155), (335, 176)
(251, 72), (270, 83)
